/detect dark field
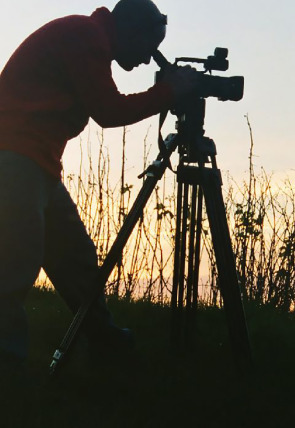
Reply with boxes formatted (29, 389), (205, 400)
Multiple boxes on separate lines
(2, 287), (295, 428)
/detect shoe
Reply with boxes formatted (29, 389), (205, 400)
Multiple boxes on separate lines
(0, 350), (40, 395)
(98, 324), (135, 351)
(83, 293), (135, 353)
(86, 325), (135, 365)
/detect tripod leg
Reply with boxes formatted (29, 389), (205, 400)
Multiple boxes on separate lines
(186, 185), (197, 311)
(178, 183), (189, 308)
(192, 186), (203, 310)
(185, 185), (198, 346)
(171, 181), (183, 314)
(202, 169), (252, 368)
(171, 181), (189, 346)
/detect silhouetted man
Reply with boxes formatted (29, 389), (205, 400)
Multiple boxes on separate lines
(0, 0), (198, 371)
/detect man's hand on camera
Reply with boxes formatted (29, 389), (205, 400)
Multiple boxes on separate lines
(162, 65), (199, 103)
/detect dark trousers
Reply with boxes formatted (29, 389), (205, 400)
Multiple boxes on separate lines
(0, 151), (102, 361)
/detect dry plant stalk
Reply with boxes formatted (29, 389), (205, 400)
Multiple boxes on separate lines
(36, 119), (295, 312)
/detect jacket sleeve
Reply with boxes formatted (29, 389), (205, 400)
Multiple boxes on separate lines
(59, 26), (174, 128)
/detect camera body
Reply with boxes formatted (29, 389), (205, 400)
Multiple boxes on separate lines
(153, 47), (244, 102)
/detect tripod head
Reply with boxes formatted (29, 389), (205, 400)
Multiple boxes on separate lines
(153, 49), (244, 164)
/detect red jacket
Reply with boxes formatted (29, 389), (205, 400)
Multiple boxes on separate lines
(0, 8), (173, 178)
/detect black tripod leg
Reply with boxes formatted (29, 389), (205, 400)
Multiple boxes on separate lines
(171, 181), (189, 347)
(178, 183), (189, 308)
(185, 185), (197, 346)
(202, 169), (252, 368)
(186, 185), (197, 311)
(192, 186), (203, 310)
(171, 181), (183, 345)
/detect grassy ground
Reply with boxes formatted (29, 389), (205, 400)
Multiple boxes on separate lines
(2, 287), (295, 428)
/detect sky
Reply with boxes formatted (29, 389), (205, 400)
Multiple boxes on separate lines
(0, 0), (295, 183)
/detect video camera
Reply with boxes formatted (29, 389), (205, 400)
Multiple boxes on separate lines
(152, 48), (244, 164)
(153, 48), (244, 102)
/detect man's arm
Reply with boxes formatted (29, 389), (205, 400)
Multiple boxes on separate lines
(61, 33), (174, 128)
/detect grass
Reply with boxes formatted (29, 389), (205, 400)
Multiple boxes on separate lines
(2, 287), (295, 428)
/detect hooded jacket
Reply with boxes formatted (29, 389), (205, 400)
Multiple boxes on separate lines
(0, 8), (173, 178)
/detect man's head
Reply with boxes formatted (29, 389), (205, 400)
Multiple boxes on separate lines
(112, 0), (167, 71)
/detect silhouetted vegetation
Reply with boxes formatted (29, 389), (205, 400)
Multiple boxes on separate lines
(22, 119), (295, 426)
(2, 287), (295, 427)
(36, 118), (295, 312)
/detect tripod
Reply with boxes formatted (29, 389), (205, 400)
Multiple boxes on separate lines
(170, 99), (251, 367)
(49, 98), (251, 375)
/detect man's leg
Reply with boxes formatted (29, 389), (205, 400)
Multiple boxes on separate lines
(0, 151), (55, 363)
(43, 182), (133, 350)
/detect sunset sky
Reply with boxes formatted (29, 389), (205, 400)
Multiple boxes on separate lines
(1, 0), (294, 182)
